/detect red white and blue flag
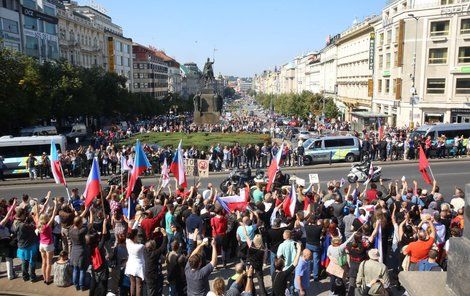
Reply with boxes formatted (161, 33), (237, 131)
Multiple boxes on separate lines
(84, 157), (101, 207)
(126, 140), (151, 198)
(50, 139), (66, 185)
(266, 142), (284, 192)
(161, 158), (170, 188)
(364, 161), (375, 185)
(170, 140), (187, 188)
(283, 183), (297, 217)
(374, 221), (383, 263)
(216, 184), (250, 213)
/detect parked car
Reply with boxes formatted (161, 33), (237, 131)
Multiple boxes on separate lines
(20, 126), (57, 136)
(66, 124), (88, 141)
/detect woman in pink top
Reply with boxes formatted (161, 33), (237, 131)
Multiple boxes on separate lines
(36, 196), (58, 285)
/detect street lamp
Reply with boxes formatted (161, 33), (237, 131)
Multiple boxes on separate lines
(408, 13), (420, 128)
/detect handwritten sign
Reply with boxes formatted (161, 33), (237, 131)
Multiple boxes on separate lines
(309, 173), (319, 184)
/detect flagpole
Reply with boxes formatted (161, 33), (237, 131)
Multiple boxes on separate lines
(428, 165), (435, 181)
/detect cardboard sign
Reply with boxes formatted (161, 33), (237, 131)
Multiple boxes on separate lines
(184, 159), (196, 176)
(197, 160), (209, 178)
(309, 173), (319, 184)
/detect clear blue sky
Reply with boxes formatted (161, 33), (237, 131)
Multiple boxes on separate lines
(80, 0), (385, 77)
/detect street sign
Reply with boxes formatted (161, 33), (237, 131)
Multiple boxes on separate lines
(309, 173), (319, 184)
(197, 160), (209, 178)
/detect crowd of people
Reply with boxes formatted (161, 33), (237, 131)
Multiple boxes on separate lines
(0, 165), (466, 295)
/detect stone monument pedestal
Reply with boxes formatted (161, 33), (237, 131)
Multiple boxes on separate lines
(193, 87), (222, 125)
(399, 184), (470, 296)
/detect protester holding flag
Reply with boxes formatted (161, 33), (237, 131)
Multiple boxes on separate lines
(170, 140), (187, 188)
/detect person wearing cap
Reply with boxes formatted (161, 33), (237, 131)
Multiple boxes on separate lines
(355, 249), (390, 295)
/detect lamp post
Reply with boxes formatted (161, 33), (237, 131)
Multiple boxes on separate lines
(408, 13), (420, 129)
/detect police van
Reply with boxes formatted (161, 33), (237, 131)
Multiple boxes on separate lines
(302, 136), (360, 165)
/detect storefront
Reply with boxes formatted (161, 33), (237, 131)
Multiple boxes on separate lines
(424, 112), (444, 124)
(451, 108), (470, 123)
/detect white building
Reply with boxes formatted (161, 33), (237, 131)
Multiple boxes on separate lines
(319, 36), (339, 98)
(373, 0), (470, 126)
(57, 1), (104, 68)
(336, 16), (380, 119)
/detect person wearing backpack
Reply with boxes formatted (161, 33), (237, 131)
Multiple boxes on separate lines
(355, 249), (390, 296)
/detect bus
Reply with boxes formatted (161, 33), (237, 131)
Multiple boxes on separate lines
(0, 135), (67, 175)
(412, 123), (470, 142)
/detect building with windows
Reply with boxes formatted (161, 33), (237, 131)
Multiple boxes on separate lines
(20, 0), (59, 61)
(0, 0), (22, 52)
(154, 50), (182, 95)
(336, 15), (380, 120)
(180, 62), (201, 98)
(132, 43), (168, 99)
(373, 0), (470, 126)
(56, 0), (104, 68)
(74, 4), (133, 90)
(235, 77), (252, 94)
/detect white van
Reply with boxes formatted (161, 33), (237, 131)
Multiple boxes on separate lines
(66, 124), (87, 140)
(20, 126), (57, 136)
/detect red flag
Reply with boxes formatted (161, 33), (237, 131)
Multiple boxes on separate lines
(282, 184), (297, 217)
(418, 146), (432, 184)
(267, 143), (284, 192)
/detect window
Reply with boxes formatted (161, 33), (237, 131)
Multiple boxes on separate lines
(386, 53), (391, 68)
(25, 35), (38, 57)
(428, 48), (447, 64)
(461, 19), (470, 34)
(133, 83), (139, 89)
(133, 63), (138, 69)
(22, 0), (36, 9)
(378, 79), (382, 93)
(2, 19), (18, 33)
(378, 55), (383, 69)
(430, 20), (449, 37)
(43, 6), (55, 16)
(426, 78), (445, 94)
(386, 29), (392, 44)
(324, 139), (355, 148)
(458, 47), (470, 63)
(394, 50), (398, 66)
(385, 79), (390, 93)
(45, 22), (56, 35)
(440, 0), (454, 4)
(378, 33), (384, 46)
(24, 16), (37, 30)
(456, 78), (470, 94)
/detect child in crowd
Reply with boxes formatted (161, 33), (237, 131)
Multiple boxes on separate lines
(52, 251), (72, 287)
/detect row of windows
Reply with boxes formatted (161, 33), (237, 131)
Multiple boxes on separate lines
(133, 63), (168, 72)
(430, 18), (470, 37)
(24, 16), (56, 35)
(115, 40), (131, 54)
(24, 36), (58, 60)
(133, 83), (168, 89)
(0, 17), (19, 34)
(377, 77), (470, 95)
(133, 73), (168, 79)
(428, 47), (470, 64)
(426, 78), (470, 94)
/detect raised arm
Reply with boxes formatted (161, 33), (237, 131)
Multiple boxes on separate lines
(0, 199), (17, 226)
(292, 242), (302, 267)
(46, 199), (58, 227)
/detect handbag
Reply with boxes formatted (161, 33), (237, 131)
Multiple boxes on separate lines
(356, 261), (368, 296)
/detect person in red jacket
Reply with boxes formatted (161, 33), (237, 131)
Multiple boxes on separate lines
(210, 208), (228, 267)
(140, 199), (167, 240)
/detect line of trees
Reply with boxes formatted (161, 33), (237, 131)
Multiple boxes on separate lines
(0, 48), (191, 134)
(255, 91), (339, 119)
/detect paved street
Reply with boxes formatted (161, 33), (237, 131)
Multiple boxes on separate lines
(0, 159), (468, 200)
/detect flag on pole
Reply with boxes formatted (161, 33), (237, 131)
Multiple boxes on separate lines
(266, 142), (284, 192)
(418, 146), (433, 184)
(283, 183), (297, 217)
(377, 118), (384, 140)
(126, 140), (151, 197)
(161, 158), (170, 188)
(364, 161), (375, 186)
(50, 140), (66, 185)
(170, 140), (187, 188)
(84, 157), (101, 207)
(374, 221), (383, 263)
(216, 184), (250, 213)
(120, 155), (131, 172)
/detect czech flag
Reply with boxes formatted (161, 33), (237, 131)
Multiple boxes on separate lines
(126, 140), (151, 197)
(50, 139), (66, 185)
(266, 142), (284, 192)
(170, 140), (187, 188)
(84, 157), (101, 207)
(283, 183), (297, 217)
(321, 233), (332, 267)
(216, 184), (250, 213)
(374, 221), (383, 263)
(418, 146), (433, 185)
